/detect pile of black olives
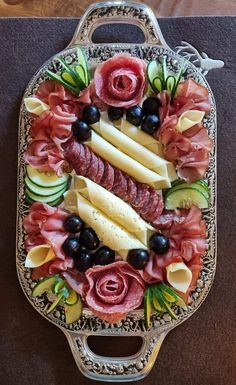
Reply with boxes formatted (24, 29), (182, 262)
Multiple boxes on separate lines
(72, 105), (100, 143)
(62, 214), (115, 272)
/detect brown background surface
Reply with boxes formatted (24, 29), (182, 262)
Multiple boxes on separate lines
(0, 0), (236, 17)
(0, 15), (236, 385)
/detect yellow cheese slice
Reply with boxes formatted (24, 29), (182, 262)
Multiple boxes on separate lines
(92, 115), (176, 180)
(64, 190), (147, 259)
(74, 175), (155, 245)
(176, 110), (205, 133)
(166, 262), (192, 293)
(25, 244), (55, 268)
(86, 131), (170, 189)
(24, 97), (50, 116)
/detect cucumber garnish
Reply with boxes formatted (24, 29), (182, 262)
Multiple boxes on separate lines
(47, 293), (64, 314)
(46, 47), (90, 95)
(32, 276), (57, 297)
(65, 290), (78, 306)
(64, 297), (83, 324)
(144, 287), (152, 328)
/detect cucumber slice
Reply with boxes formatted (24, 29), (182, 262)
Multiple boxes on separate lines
(25, 185), (68, 204)
(160, 56), (168, 86)
(74, 65), (87, 88)
(165, 188), (209, 209)
(144, 288), (152, 328)
(46, 196), (64, 207)
(45, 69), (80, 95)
(32, 276), (57, 297)
(47, 293), (64, 314)
(26, 166), (69, 188)
(61, 70), (78, 87)
(151, 288), (165, 312)
(152, 76), (163, 93)
(165, 180), (209, 199)
(172, 62), (186, 96)
(65, 290), (78, 306)
(159, 285), (178, 304)
(156, 290), (177, 319)
(77, 47), (90, 85)
(176, 295), (188, 311)
(147, 60), (159, 91)
(25, 176), (67, 196)
(53, 279), (66, 295)
(166, 76), (176, 93)
(64, 297), (83, 324)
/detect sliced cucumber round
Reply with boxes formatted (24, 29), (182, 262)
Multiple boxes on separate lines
(25, 176), (67, 196)
(147, 60), (159, 91)
(26, 165), (69, 188)
(64, 297), (83, 324)
(165, 187), (209, 209)
(25, 185), (68, 204)
(47, 293), (64, 314)
(65, 290), (78, 306)
(32, 276), (57, 297)
(165, 182), (209, 200)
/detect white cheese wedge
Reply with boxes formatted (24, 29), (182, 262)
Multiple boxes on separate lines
(24, 97), (50, 116)
(74, 176), (155, 245)
(176, 110), (205, 133)
(25, 244), (55, 268)
(64, 190), (147, 259)
(166, 262), (192, 293)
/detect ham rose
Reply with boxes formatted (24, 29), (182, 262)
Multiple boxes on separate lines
(24, 139), (66, 176)
(84, 261), (145, 324)
(23, 202), (69, 260)
(94, 54), (147, 108)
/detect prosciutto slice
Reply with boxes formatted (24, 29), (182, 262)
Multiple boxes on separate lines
(23, 202), (69, 260)
(158, 115), (213, 182)
(30, 104), (77, 148)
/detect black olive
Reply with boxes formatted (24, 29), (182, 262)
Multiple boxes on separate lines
(62, 237), (80, 258)
(141, 114), (160, 134)
(94, 246), (115, 265)
(126, 105), (144, 127)
(64, 215), (84, 233)
(79, 227), (99, 250)
(142, 97), (161, 115)
(72, 120), (91, 142)
(74, 249), (92, 272)
(83, 105), (100, 124)
(108, 106), (124, 121)
(127, 249), (150, 270)
(149, 233), (170, 254)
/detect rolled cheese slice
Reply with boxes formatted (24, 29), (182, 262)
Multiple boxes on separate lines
(25, 244), (55, 268)
(74, 175), (155, 245)
(166, 262), (192, 293)
(176, 110), (205, 133)
(64, 190), (147, 259)
(92, 115), (177, 181)
(86, 131), (170, 189)
(24, 97), (50, 116)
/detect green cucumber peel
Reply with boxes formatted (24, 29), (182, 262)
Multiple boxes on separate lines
(45, 69), (80, 95)
(171, 61), (187, 97)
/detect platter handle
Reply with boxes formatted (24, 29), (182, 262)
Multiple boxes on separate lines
(69, 1), (169, 47)
(64, 330), (167, 382)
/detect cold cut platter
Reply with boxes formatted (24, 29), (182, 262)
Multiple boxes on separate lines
(16, 1), (219, 382)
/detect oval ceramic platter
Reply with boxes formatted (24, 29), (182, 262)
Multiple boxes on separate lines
(16, 1), (222, 382)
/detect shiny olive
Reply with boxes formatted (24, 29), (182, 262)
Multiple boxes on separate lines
(62, 237), (80, 258)
(72, 120), (91, 142)
(64, 215), (84, 233)
(74, 249), (92, 272)
(82, 105), (100, 124)
(126, 105), (144, 127)
(108, 106), (124, 121)
(79, 227), (99, 250)
(149, 233), (170, 254)
(142, 97), (161, 115)
(141, 114), (160, 134)
(94, 246), (115, 265)
(127, 249), (150, 270)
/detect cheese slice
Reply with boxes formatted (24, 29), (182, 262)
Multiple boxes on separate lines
(86, 131), (170, 189)
(74, 175), (155, 245)
(92, 115), (177, 180)
(24, 97), (50, 116)
(176, 110), (205, 133)
(25, 244), (55, 268)
(166, 262), (192, 293)
(64, 190), (147, 259)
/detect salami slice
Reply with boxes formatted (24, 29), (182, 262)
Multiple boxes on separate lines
(100, 161), (115, 191)
(94, 156), (105, 184)
(86, 150), (99, 179)
(126, 177), (138, 204)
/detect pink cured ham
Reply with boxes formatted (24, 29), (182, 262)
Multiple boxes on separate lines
(35, 80), (86, 114)
(84, 261), (145, 324)
(23, 202), (69, 260)
(63, 138), (164, 225)
(158, 115), (213, 182)
(94, 54), (147, 108)
(139, 206), (206, 286)
(24, 139), (66, 176)
(30, 104), (77, 148)
(177, 254), (203, 304)
(158, 79), (211, 123)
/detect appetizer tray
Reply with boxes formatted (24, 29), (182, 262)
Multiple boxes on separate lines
(16, 1), (220, 382)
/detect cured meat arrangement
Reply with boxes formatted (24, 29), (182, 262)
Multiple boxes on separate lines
(22, 49), (213, 326)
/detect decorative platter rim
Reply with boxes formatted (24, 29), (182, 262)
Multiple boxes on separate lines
(16, 43), (217, 335)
